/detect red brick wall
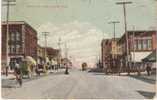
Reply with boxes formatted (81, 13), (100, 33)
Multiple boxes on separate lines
(1, 22), (38, 62)
(1, 24), (23, 60)
(25, 24), (37, 60)
(1, 25), (7, 61)
(152, 31), (157, 50)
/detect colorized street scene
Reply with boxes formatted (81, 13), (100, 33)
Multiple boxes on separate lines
(1, 0), (157, 99)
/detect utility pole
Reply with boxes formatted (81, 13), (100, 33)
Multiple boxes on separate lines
(3, 0), (16, 67)
(64, 42), (69, 74)
(58, 37), (62, 68)
(64, 42), (68, 60)
(116, 1), (132, 74)
(108, 21), (120, 41)
(42, 32), (49, 73)
(42, 32), (49, 60)
(108, 21), (120, 69)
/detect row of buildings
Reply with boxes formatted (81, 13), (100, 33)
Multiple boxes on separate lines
(101, 30), (157, 73)
(2, 21), (60, 70)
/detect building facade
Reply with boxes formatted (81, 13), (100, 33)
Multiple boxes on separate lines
(101, 38), (120, 71)
(2, 21), (38, 69)
(101, 39), (112, 69)
(46, 47), (59, 60)
(101, 30), (156, 73)
(37, 45), (46, 64)
(118, 30), (157, 62)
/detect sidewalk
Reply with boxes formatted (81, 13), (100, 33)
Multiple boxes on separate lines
(1, 74), (15, 80)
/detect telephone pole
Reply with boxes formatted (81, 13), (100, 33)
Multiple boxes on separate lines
(64, 42), (69, 74)
(58, 37), (62, 68)
(116, 1), (132, 74)
(108, 21), (120, 41)
(3, 0), (16, 66)
(108, 21), (120, 68)
(42, 32), (49, 59)
(64, 42), (68, 59)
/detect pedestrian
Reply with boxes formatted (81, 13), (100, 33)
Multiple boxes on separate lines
(146, 63), (151, 76)
(5, 65), (9, 77)
(14, 61), (22, 87)
(65, 63), (69, 75)
(35, 65), (40, 76)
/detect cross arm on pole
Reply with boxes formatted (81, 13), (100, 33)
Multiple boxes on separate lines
(108, 21), (120, 24)
(116, 1), (132, 5)
(3, 0), (16, 2)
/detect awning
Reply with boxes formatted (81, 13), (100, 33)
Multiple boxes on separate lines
(25, 56), (37, 65)
(142, 50), (156, 62)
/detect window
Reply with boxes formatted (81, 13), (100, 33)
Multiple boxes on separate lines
(134, 40), (138, 50)
(13, 46), (16, 53)
(147, 39), (152, 50)
(16, 32), (20, 41)
(138, 40), (142, 50)
(11, 33), (15, 41)
(10, 45), (15, 53)
(134, 37), (152, 51)
(16, 45), (20, 53)
(143, 39), (147, 50)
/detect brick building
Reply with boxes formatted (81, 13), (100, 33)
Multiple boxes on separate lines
(101, 39), (112, 69)
(2, 21), (38, 69)
(46, 47), (60, 60)
(101, 30), (156, 73)
(118, 30), (157, 62)
(101, 38), (120, 71)
(37, 45), (46, 64)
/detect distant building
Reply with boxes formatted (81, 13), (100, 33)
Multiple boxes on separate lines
(101, 38), (120, 69)
(101, 30), (156, 73)
(37, 45), (46, 64)
(37, 46), (60, 64)
(118, 30), (157, 62)
(45, 47), (60, 60)
(2, 21), (38, 69)
(101, 39), (112, 68)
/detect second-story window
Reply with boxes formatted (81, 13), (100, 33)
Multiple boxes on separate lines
(134, 38), (152, 51)
(11, 33), (15, 41)
(16, 31), (20, 41)
(134, 40), (138, 50)
(10, 45), (15, 53)
(143, 39), (147, 50)
(147, 39), (152, 50)
(138, 40), (142, 50)
(16, 44), (20, 53)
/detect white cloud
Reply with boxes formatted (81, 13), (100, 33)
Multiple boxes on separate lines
(37, 20), (109, 68)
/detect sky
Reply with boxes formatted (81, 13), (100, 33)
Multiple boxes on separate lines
(2, 0), (157, 67)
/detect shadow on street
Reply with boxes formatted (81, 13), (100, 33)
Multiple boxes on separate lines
(137, 90), (156, 99)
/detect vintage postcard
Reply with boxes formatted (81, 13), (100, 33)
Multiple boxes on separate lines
(1, 0), (157, 99)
